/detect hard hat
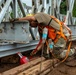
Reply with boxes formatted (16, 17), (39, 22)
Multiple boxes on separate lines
(26, 13), (34, 16)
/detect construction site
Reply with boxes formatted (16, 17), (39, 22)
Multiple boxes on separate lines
(0, 0), (76, 75)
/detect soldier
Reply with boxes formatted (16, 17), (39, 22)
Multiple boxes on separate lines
(10, 12), (75, 61)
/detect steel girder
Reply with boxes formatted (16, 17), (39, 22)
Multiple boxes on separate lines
(0, 21), (31, 43)
(0, 0), (12, 23)
(0, 40), (39, 57)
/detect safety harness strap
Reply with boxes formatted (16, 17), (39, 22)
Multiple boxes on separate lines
(61, 41), (72, 62)
(48, 18), (53, 26)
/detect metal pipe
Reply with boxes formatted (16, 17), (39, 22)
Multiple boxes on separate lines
(13, 0), (18, 18)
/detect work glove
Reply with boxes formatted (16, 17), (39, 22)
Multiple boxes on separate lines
(30, 49), (39, 56)
(30, 38), (43, 56)
(9, 18), (19, 22)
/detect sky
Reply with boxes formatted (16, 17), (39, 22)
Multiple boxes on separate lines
(21, 0), (32, 7)
(0, 0), (32, 7)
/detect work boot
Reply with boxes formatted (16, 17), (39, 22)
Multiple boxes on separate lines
(65, 55), (76, 67)
(66, 56), (75, 62)
(66, 47), (76, 62)
(65, 59), (76, 67)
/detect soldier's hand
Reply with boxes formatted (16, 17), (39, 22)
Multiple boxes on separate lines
(9, 18), (19, 22)
(9, 19), (15, 22)
(30, 49), (38, 56)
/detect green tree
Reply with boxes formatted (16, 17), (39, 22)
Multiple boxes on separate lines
(73, 0), (76, 17)
(60, 0), (67, 15)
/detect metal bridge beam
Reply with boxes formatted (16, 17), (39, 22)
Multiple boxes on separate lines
(0, 0), (5, 7)
(0, 0), (12, 23)
(13, 0), (18, 18)
(0, 40), (38, 57)
(0, 21), (30, 43)
(17, 0), (26, 17)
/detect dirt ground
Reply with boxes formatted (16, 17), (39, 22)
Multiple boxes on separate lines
(0, 54), (20, 73)
(48, 60), (76, 75)
(0, 63), (19, 73)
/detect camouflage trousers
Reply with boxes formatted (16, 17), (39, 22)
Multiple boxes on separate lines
(52, 47), (64, 59)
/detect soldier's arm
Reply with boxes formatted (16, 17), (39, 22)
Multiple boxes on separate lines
(18, 16), (36, 22)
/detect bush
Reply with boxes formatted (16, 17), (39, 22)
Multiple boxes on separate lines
(73, 0), (76, 17)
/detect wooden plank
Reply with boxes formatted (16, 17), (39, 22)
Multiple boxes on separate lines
(40, 68), (51, 75)
(17, 60), (50, 75)
(17, 59), (58, 75)
(2, 57), (45, 75)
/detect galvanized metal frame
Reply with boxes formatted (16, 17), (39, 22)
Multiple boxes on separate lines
(0, 0), (76, 58)
(0, 40), (38, 57)
(0, 0), (12, 23)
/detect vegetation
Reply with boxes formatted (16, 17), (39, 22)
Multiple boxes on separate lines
(73, 0), (76, 17)
(60, 0), (67, 15)
(60, 0), (76, 17)
(10, 0), (76, 18)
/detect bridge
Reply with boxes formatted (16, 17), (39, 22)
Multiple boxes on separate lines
(0, 0), (76, 57)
